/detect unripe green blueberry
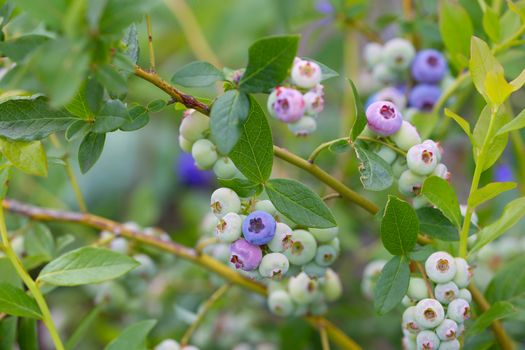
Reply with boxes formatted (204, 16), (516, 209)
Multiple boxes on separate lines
(179, 109), (209, 142)
(414, 298), (445, 329)
(283, 229), (317, 266)
(254, 199), (277, 215)
(392, 156), (408, 177)
(155, 339), (181, 350)
(398, 169), (425, 197)
(389, 121), (421, 151)
(438, 339), (460, 350)
(191, 139), (218, 170)
(376, 145), (397, 164)
(422, 139), (442, 162)
(267, 88), (278, 118)
(435, 319), (458, 341)
(314, 244), (338, 267)
(288, 116), (317, 136)
(425, 251), (457, 283)
(402, 306), (421, 334)
(309, 226), (338, 243)
(434, 281), (459, 304)
(214, 212), (242, 243)
(210, 187), (241, 219)
(268, 290), (295, 316)
(402, 295), (416, 307)
(452, 257), (471, 288)
(361, 260), (387, 299)
(213, 157), (238, 179)
(458, 288), (472, 302)
(432, 163), (450, 180)
(447, 298), (470, 323)
(322, 268), (342, 302)
(267, 222), (293, 253)
(288, 271), (318, 304)
(402, 335), (417, 350)
(327, 237), (340, 253)
(407, 277), (429, 301)
(178, 135), (193, 153)
(416, 330), (440, 350)
(109, 237), (128, 254)
(372, 63), (398, 84)
(406, 143), (438, 176)
(412, 195), (430, 209)
(383, 38), (415, 70)
(258, 252), (289, 279)
(303, 262), (327, 278)
(364, 42), (384, 68)
(456, 323), (465, 337)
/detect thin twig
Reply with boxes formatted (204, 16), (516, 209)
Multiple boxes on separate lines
(357, 136), (407, 157)
(145, 15), (156, 72)
(322, 193), (342, 202)
(195, 236), (219, 255)
(415, 261), (435, 299)
(320, 323), (330, 350)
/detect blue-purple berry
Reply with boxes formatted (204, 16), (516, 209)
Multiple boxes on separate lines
(270, 87), (305, 123)
(242, 210), (276, 246)
(411, 49), (447, 84)
(366, 100), (403, 136)
(409, 84), (441, 112)
(229, 239), (262, 271)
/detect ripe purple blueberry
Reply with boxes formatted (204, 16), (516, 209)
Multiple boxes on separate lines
(241, 210), (276, 246)
(229, 239), (262, 271)
(269, 87), (305, 123)
(411, 49), (447, 84)
(408, 84), (441, 112)
(366, 100), (403, 136)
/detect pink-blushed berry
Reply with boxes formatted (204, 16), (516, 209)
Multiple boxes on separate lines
(258, 252), (289, 278)
(191, 139), (218, 170)
(315, 244), (338, 267)
(291, 58), (322, 89)
(414, 298), (445, 329)
(409, 84), (441, 112)
(390, 121), (421, 151)
(230, 238), (262, 271)
(210, 187), (241, 219)
(382, 38), (416, 70)
(432, 163), (450, 180)
(269, 87), (305, 123)
(416, 330), (440, 350)
(242, 210), (276, 246)
(309, 226), (338, 243)
(422, 139), (443, 162)
(402, 306), (421, 334)
(322, 268), (343, 301)
(411, 49), (447, 84)
(288, 272), (318, 304)
(215, 212), (242, 243)
(179, 109), (209, 142)
(283, 229), (318, 266)
(453, 257), (471, 288)
(425, 252), (457, 284)
(366, 100), (403, 136)
(435, 319), (458, 341)
(398, 169), (425, 197)
(407, 143), (438, 176)
(438, 339), (460, 350)
(447, 298), (470, 323)
(267, 290), (294, 316)
(267, 222), (293, 253)
(213, 157), (238, 179)
(288, 116), (317, 136)
(407, 277), (429, 301)
(303, 87), (325, 115)
(434, 281), (459, 304)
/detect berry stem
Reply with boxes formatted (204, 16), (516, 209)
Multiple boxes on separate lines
(308, 137), (350, 163)
(145, 14), (156, 72)
(415, 261), (435, 299)
(180, 284), (230, 346)
(0, 206), (65, 350)
(195, 236), (220, 255)
(357, 136), (407, 156)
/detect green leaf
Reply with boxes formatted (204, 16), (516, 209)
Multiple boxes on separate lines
(123, 24), (139, 65)
(409, 245), (437, 262)
(0, 317), (17, 350)
(470, 197), (525, 255)
(239, 35), (299, 93)
(65, 305), (103, 350)
(66, 88), (93, 120)
(410, 112), (439, 140)
(120, 105), (149, 132)
(380, 196), (419, 255)
(85, 77), (104, 113)
(0, 283), (41, 319)
(210, 90), (250, 155)
(229, 97), (273, 183)
(349, 79), (367, 141)
(467, 301), (516, 336)
(18, 318), (38, 350)
(444, 108), (471, 138)
(265, 178), (337, 228)
(416, 207), (459, 241)
(99, 0), (157, 35)
(0, 258), (21, 288)
(482, 7), (501, 43)
(171, 61), (224, 87)
(146, 99), (166, 113)
(105, 319), (157, 350)
(24, 224), (55, 264)
(328, 139), (351, 154)
(93, 100), (129, 133)
(37, 247), (139, 286)
(354, 143), (393, 191)
(486, 256), (525, 303)
(469, 182), (516, 208)
(496, 108), (525, 136)
(0, 34), (48, 62)
(95, 64), (127, 96)
(0, 139), (47, 176)
(65, 120), (90, 141)
(374, 255), (410, 315)
(472, 106), (510, 170)
(484, 71), (513, 107)
(78, 132), (106, 174)
(509, 68), (525, 91)
(10, 0), (66, 28)
(421, 176), (462, 228)
(469, 36), (504, 101)
(0, 96), (79, 141)
(439, 1), (473, 70)
(218, 178), (262, 198)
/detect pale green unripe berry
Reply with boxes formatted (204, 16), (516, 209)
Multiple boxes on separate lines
(322, 268), (342, 302)
(398, 169), (425, 197)
(372, 63), (397, 84)
(434, 281), (459, 304)
(210, 187), (241, 219)
(288, 116), (317, 136)
(432, 163), (450, 180)
(392, 156), (408, 177)
(439, 339), (460, 350)
(327, 237), (340, 253)
(435, 319), (459, 341)
(132, 254), (156, 278)
(179, 110), (209, 142)
(412, 195), (430, 209)
(447, 298), (470, 323)
(363, 42), (383, 68)
(425, 251), (457, 283)
(402, 306), (421, 334)
(213, 157), (238, 179)
(407, 143), (438, 176)
(155, 339), (181, 350)
(309, 226), (338, 243)
(376, 145), (397, 164)
(254, 199), (277, 215)
(303, 262), (327, 278)
(214, 212), (242, 243)
(309, 299), (328, 315)
(383, 38), (415, 70)
(258, 252), (289, 279)
(402, 295), (416, 307)
(283, 229), (317, 266)
(414, 298), (445, 329)
(191, 139), (218, 169)
(267, 222), (293, 253)
(288, 272), (318, 304)
(178, 135), (193, 153)
(315, 244), (338, 267)
(452, 257), (471, 288)
(407, 277), (429, 301)
(109, 237), (128, 254)
(458, 288), (472, 302)
(390, 121), (421, 151)
(416, 330), (440, 350)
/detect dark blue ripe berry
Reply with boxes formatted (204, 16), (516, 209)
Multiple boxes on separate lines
(242, 210), (276, 245)
(411, 49), (447, 84)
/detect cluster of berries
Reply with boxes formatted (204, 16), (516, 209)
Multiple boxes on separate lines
(363, 100), (449, 207)
(178, 109), (239, 179)
(363, 38), (449, 116)
(402, 252), (472, 350)
(267, 57), (325, 136)
(206, 187), (342, 317)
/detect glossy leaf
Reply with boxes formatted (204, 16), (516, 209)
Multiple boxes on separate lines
(482, 7), (500, 43)
(472, 106), (510, 170)
(421, 176), (462, 228)
(380, 196), (419, 255)
(469, 36), (504, 102)
(171, 61), (224, 87)
(416, 207), (459, 241)
(218, 178), (262, 198)
(484, 71), (513, 107)
(78, 132), (106, 174)
(354, 143), (393, 191)
(469, 182), (516, 208)
(374, 256), (410, 315)
(444, 108), (471, 137)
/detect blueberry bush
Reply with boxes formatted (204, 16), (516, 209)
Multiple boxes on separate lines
(0, 0), (524, 349)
